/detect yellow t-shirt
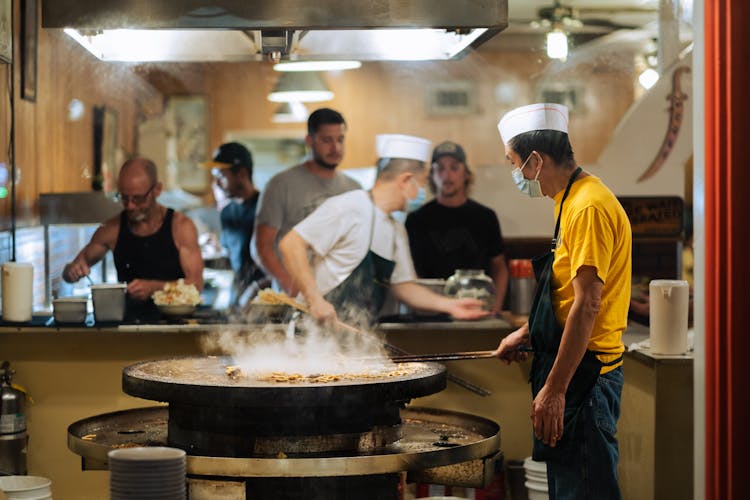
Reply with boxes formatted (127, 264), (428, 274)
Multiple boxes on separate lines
(551, 174), (632, 373)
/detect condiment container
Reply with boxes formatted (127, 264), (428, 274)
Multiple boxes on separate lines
(91, 283), (127, 322)
(1, 262), (33, 322)
(53, 297), (88, 324)
(649, 279), (690, 354)
(509, 259), (536, 316)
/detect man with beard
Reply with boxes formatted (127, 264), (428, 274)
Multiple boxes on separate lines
(405, 141), (509, 315)
(252, 108), (360, 294)
(63, 157), (203, 320)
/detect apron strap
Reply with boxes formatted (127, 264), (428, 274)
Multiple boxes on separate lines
(551, 166), (583, 251)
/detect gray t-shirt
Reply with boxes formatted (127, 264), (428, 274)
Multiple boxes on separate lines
(255, 163), (361, 245)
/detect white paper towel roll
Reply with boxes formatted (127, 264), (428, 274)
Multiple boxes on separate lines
(649, 279), (689, 355)
(2, 262), (34, 322)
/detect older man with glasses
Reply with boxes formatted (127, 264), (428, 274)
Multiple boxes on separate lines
(62, 157), (203, 320)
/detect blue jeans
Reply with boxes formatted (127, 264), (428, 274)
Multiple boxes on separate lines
(546, 366), (623, 500)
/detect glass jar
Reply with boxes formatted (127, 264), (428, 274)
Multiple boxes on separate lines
(443, 269), (496, 310)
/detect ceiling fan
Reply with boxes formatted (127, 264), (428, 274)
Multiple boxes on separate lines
(533, 1), (657, 35)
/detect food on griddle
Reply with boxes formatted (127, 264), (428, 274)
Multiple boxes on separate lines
(225, 365), (242, 380)
(152, 279), (201, 306)
(252, 289), (290, 305)
(224, 364), (415, 383)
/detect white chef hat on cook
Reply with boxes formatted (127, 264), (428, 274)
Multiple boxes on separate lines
(376, 134), (432, 162)
(497, 103), (569, 144)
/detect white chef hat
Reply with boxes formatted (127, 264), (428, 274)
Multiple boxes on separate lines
(497, 103), (569, 144)
(376, 134), (432, 162)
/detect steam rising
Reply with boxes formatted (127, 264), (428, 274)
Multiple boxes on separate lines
(200, 316), (394, 377)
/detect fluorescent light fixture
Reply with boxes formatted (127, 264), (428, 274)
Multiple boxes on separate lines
(272, 102), (309, 123)
(64, 28), (258, 62)
(65, 27), (489, 62)
(274, 60), (362, 72)
(546, 30), (569, 61)
(638, 68), (660, 89)
(268, 72), (334, 103)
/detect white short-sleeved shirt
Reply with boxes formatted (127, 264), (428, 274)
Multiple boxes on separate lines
(293, 190), (417, 296)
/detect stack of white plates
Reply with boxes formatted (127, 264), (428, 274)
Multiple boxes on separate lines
(108, 446), (186, 500)
(523, 456), (549, 500)
(0, 475), (52, 499)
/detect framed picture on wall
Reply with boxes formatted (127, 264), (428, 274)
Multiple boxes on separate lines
(165, 95), (210, 193)
(0, 0), (12, 64)
(20, 0), (37, 101)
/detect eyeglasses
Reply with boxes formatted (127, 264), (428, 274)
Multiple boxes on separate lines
(115, 184), (155, 205)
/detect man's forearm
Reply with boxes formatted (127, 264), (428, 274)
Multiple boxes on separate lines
(392, 282), (451, 312)
(545, 301), (596, 393)
(490, 256), (509, 312)
(254, 224), (297, 291)
(278, 231), (321, 302)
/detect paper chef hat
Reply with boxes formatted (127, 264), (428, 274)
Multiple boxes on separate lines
(497, 103), (569, 144)
(376, 134), (432, 162)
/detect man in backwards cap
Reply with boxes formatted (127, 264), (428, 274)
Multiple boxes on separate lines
(493, 104), (631, 499)
(405, 140), (509, 315)
(278, 134), (488, 326)
(205, 142), (265, 305)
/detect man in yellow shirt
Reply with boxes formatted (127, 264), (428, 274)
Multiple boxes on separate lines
(494, 103), (632, 500)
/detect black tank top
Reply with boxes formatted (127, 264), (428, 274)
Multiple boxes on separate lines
(113, 208), (184, 283)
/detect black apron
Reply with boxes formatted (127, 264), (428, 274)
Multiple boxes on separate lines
(323, 196), (396, 325)
(527, 167), (622, 461)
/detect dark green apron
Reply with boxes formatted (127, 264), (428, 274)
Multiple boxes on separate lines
(323, 196), (396, 325)
(527, 167), (622, 461)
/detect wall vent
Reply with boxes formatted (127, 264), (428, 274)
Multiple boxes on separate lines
(426, 81), (477, 116)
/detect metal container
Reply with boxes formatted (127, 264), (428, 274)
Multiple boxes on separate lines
(1, 361), (27, 475)
(91, 283), (127, 322)
(53, 297), (88, 324)
(509, 260), (536, 316)
(510, 278), (535, 316)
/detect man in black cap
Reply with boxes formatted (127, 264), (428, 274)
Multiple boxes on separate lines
(405, 140), (509, 315)
(205, 142), (265, 305)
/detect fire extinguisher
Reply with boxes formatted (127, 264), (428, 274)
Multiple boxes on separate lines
(0, 360), (28, 475)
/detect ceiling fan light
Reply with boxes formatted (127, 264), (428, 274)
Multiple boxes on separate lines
(546, 30), (569, 60)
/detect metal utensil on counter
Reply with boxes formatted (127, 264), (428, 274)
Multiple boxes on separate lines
(258, 290), (492, 397)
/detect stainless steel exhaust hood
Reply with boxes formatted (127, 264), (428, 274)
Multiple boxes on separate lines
(42, 0), (508, 62)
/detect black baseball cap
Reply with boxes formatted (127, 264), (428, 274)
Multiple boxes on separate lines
(431, 141), (467, 164)
(203, 142), (253, 169)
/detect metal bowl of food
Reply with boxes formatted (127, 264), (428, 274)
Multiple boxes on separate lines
(156, 303), (197, 318)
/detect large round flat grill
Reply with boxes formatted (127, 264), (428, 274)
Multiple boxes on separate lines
(121, 357), (447, 456)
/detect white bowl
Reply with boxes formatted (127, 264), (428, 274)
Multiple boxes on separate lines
(108, 446), (186, 462)
(523, 456), (547, 473)
(526, 480), (550, 500)
(156, 304), (197, 318)
(0, 476), (52, 498)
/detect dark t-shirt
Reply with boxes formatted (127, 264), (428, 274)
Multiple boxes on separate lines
(220, 193), (265, 301)
(405, 199), (505, 279)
